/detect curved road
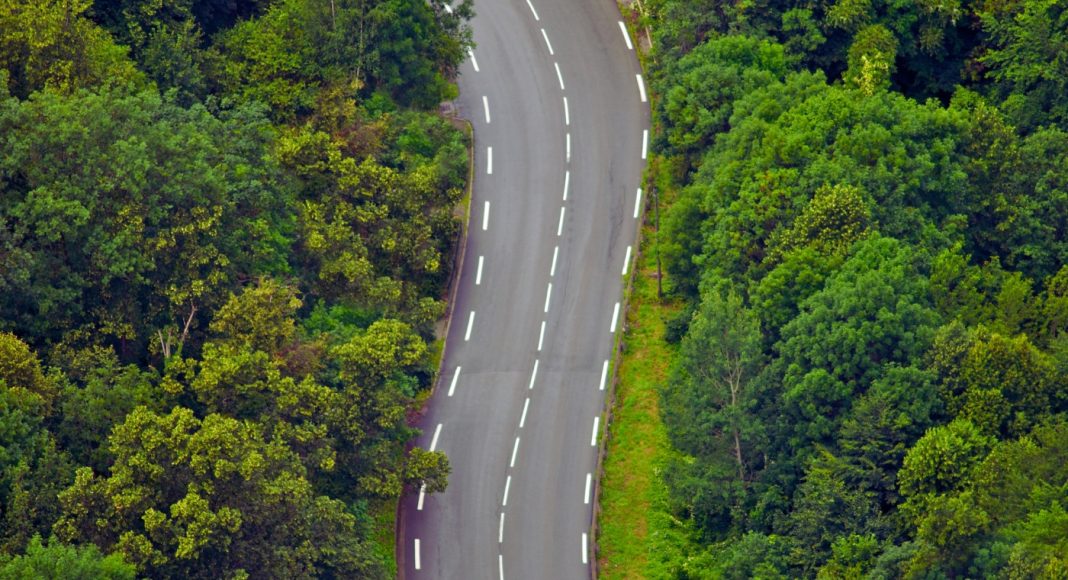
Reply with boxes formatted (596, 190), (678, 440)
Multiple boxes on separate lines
(398, 0), (648, 576)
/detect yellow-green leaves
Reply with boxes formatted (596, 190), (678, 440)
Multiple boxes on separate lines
(0, 0), (142, 98)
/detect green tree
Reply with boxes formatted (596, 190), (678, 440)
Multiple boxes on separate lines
(776, 237), (939, 450)
(655, 35), (787, 164)
(54, 406), (381, 578)
(660, 290), (767, 536)
(209, 278), (303, 357)
(0, 0), (142, 98)
(837, 365), (940, 508)
(845, 25), (897, 95)
(782, 453), (879, 574)
(928, 324), (1062, 437)
(0, 338), (75, 555)
(0, 534), (133, 580)
(663, 290), (765, 482)
(0, 87), (289, 355)
(979, 0), (1068, 132)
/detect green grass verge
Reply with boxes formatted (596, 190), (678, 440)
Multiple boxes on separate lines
(370, 498), (398, 577)
(597, 217), (692, 578)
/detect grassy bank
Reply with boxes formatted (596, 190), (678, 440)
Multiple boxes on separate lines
(371, 499), (399, 577)
(597, 198), (691, 578)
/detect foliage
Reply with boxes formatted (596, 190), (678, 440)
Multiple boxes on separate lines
(54, 407), (380, 578)
(0, 535), (134, 580)
(0, 0), (142, 98)
(0, 0), (470, 573)
(643, 0), (1068, 574)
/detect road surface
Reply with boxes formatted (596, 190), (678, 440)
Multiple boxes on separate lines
(398, 0), (648, 576)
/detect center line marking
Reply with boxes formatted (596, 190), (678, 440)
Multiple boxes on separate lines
(584, 473), (592, 504)
(557, 206), (566, 236)
(591, 416), (600, 446)
(414, 539), (422, 570)
(468, 49), (480, 71)
(541, 28), (554, 55)
(448, 366), (461, 396)
(544, 283), (552, 312)
(476, 255), (484, 285)
(418, 483), (426, 509)
(618, 21), (633, 50)
(487, 146), (493, 174)
(465, 310), (475, 340)
(599, 359), (609, 391)
(510, 436), (521, 467)
(636, 74), (647, 102)
(610, 302), (620, 333)
(622, 245), (632, 276)
(483, 96), (491, 123)
(525, 0), (540, 20)
(503, 475), (512, 506)
(538, 321), (546, 351)
(520, 397), (530, 427)
(429, 423), (442, 451)
(554, 62), (565, 90)
(499, 554), (505, 580)
(642, 129), (648, 159)
(566, 133), (571, 162)
(550, 246), (559, 276)
(528, 359), (539, 390)
(562, 170), (570, 200)
(634, 188), (643, 219)
(582, 533), (589, 564)
(483, 201), (490, 230)
(498, 512), (505, 543)
(563, 96), (570, 125)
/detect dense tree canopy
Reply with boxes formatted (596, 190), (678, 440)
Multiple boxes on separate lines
(0, 0), (469, 575)
(643, 0), (1068, 575)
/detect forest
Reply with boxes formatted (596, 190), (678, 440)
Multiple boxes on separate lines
(642, 0), (1068, 577)
(0, 0), (471, 577)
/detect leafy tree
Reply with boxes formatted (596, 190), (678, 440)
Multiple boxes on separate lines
(655, 35), (787, 164)
(781, 453), (879, 574)
(54, 406), (382, 578)
(0, 333), (59, 416)
(682, 532), (792, 579)
(837, 365), (940, 508)
(0, 534), (134, 580)
(663, 290), (764, 481)
(979, 0), (1068, 132)
(0, 0), (142, 98)
(899, 419), (993, 515)
(0, 87), (288, 355)
(845, 25), (897, 95)
(289, 130), (460, 320)
(776, 237), (939, 450)
(0, 338), (75, 555)
(209, 278), (303, 357)
(928, 324), (1062, 437)
(767, 183), (872, 262)
(141, 20), (208, 105)
(668, 72), (972, 291)
(752, 247), (843, 342)
(213, 0), (317, 121)
(56, 353), (165, 473)
(660, 290), (767, 535)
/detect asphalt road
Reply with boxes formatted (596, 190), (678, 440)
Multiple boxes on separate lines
(397, 0), (648, 576)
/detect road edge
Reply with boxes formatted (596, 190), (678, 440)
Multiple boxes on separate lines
(395, 115), (476, 579)
(588, 4), (653, 578)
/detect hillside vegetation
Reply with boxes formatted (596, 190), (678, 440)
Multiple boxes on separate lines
(622, 0), (1068, 576)
(0, 0), (470, 576)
